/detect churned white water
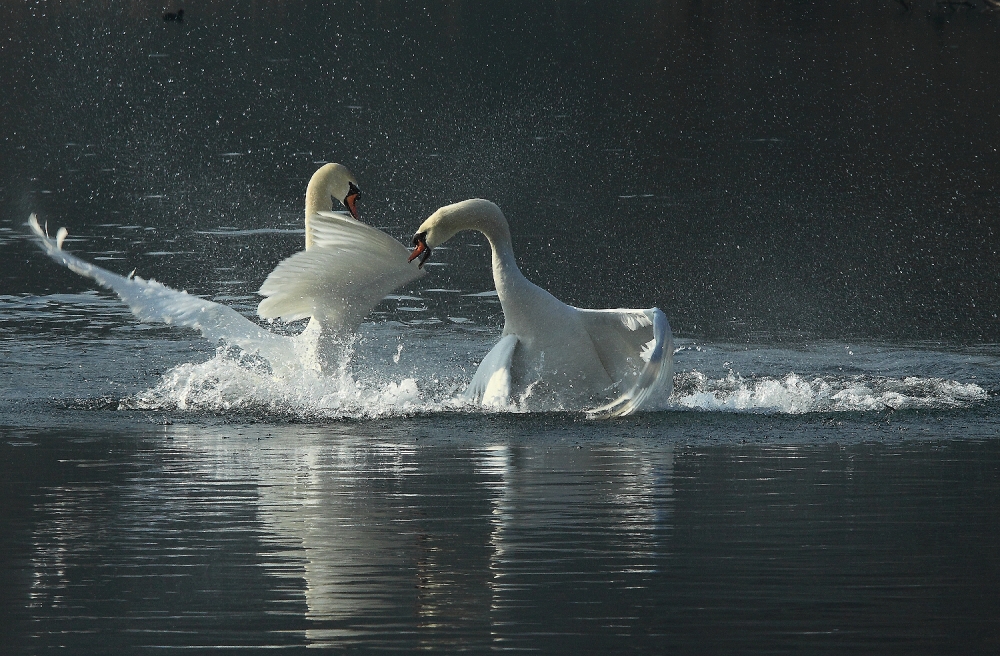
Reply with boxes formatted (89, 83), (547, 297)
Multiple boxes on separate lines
(2, 294), (994, 421)
(673, 370), (986, 413)
(106, 324), (992, 419)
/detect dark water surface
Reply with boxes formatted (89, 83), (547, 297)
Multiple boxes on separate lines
(3, 1), (1000, 653)
(4, 0), (1000, 340)
(3, 422), (1000, 653)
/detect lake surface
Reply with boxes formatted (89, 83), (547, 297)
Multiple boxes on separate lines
(2, 1), (1000, 653)
(3, 420), (999, 653)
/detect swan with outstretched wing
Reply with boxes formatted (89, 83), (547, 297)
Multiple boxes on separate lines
(28, 163), (425, 370)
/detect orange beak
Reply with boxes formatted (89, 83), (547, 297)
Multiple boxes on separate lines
(408, 235), (431, 268)
(344, 191), (359, 220)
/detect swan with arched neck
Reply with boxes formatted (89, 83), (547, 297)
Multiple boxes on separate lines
(257, 163), (425, 332)
(409, 198), (673, 417)
(28, 163), (424, 370)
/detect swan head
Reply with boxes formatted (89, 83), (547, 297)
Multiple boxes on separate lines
(409, 199), (506, 268)
(308, 163), (361, 220)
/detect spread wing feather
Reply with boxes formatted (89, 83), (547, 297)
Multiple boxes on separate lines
(462, 333), (519, 408)
(27, 214), (296, 363)
(577, 307), (674, 418)
(257, 212), (426, 331)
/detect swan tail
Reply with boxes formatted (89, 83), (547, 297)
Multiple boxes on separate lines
(27, 214), (295, 362)
(585, 308), (674, 419)
(462, 334), (519, 408)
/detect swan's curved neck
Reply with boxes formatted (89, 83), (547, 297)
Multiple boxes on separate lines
(465, 208), (511, 254)
(305, 180), (334, 217)
(458, 204), (533, 304)
(304, 176), (336, 250)
(487, 228), (522, 295)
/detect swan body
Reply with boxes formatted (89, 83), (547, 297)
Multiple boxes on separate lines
(28, 163), (424, 370)
(411, 199), (673, 417)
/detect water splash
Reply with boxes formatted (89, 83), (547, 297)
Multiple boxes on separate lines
(673, 370), (988, 414)
(123, 345), (430, 419)
(120, 344), (990, 419)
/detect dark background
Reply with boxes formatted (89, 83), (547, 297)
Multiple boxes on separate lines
(2, 0), (998, 341)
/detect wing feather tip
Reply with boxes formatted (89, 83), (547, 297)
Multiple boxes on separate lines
(27, 214), (42, 237)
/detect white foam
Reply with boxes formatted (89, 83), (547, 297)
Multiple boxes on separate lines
(673, 370), (987, 414)
(124, 346), (428, 418)
(118, 326), (992, 419)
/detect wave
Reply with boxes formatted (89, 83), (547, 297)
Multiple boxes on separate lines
(117, 341), (990, 419)
(121, 345), (453, 419)
(673, 370), (988, 414)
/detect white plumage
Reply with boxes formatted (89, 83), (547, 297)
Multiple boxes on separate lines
(29, 214), (300, 366)
(411, 199), (674, 417)
(27, 164), (424, 372)
(258, 211), (423, 330)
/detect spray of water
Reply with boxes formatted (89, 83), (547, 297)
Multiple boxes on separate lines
(120, 328), (990, 419)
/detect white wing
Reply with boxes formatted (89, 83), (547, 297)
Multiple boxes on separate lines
(577, 307), (674, 418)
(27, 214), (296, 364)
(462, 333), (519, 408)
(258, 211), (426, 331)
(305, 209), (353, 248)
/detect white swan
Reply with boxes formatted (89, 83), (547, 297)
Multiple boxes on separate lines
(258, 163), (425, 332)
(28, 163), (425, 369)
(408, 199), (673, 417)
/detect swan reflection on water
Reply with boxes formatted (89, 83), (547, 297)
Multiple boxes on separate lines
(101, 427), (673, 646)
(19, 421), (1000, 651)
